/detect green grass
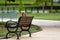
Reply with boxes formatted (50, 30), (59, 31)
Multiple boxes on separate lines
(0, 24), (42, 38)
(27, 13), (60, 20)
(0, 30), (7, 37)
(17, 13), (60, 20)
(0, 13), (60, 20)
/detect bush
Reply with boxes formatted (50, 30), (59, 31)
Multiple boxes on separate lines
(0, 22), (6, 25)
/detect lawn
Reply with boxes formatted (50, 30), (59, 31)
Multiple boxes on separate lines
(23, 13), (60, 20)
(0, 13), (60, 20)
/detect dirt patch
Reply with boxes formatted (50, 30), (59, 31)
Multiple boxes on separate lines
(0, 25), (6, 30)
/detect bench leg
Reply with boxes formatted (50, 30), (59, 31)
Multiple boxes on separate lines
(28, 31), (31, 37)
(19, 30), (31, 37)
(15, 32), (19, 39)
(6, 32), (10, 39)
(6, 32), (19, 39)
(19, 31), (22, 37)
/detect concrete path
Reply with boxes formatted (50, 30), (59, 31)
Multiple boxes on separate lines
(32, 19), (60, 28)
(0, 19), (60, 40)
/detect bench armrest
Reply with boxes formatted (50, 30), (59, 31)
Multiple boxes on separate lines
(5, 20), (18, 28)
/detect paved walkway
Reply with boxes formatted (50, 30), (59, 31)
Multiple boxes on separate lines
(32, 19), (60, 28)
(1, 19), (60, 40)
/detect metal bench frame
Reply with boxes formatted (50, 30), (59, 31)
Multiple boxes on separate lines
(18, 16), (34, 37)
(5, 16), (34, 39)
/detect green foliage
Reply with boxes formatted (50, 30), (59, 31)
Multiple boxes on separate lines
(7, 0), (15, 2)
(0, 22), (6, 25)
(45, 0), (51, 3)
(0, 0), (60, 6)
(19, 0), (25, 11)
(34, 0), (51, 5)
(34, 0), (43, 5)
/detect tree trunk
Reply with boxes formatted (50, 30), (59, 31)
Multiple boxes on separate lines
(51, 0), (53, 13)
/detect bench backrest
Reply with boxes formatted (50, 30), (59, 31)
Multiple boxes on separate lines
(18, 16), (34, 27)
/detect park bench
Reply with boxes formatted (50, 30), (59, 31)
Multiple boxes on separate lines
(5, 16), (34, 39)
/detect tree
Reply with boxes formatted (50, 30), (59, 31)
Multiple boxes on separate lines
(34, 0), (43, 5)
(34, 0), (51, 5)
(19, 0), (24, 12)
(50, 0), (53, 13)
